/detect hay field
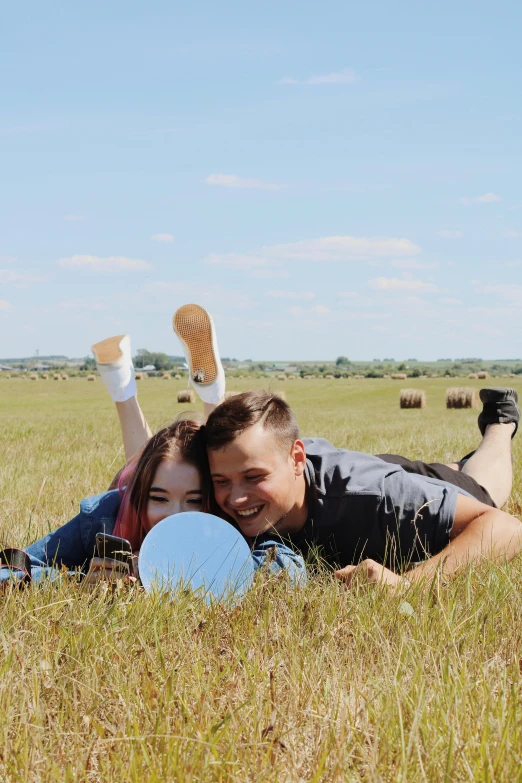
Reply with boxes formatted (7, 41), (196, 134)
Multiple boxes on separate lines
(1, 377), (522, 782)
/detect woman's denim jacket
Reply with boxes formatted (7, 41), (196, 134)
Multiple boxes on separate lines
(1, 490), (306, 586)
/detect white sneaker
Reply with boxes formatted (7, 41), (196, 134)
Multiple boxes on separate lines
(91, 334), (137, 403)
(172, 304), (225, 405)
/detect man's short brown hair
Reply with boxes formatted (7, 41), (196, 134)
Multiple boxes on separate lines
(205, 390), (300, 452)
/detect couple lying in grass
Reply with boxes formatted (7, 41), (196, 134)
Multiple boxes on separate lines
(2, 304), (522, 590)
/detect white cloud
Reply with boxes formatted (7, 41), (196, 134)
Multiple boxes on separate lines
(262, 235), (420, 262)
(503, 230), (521, 238)
(368, 277), (439, 292)
(144, 281), (254, 310)
(204, 235), (421, 279)
(282, 236), (417, 261)
(338, 291), (360, 299)
(205, 173), (283, 191)
(64, 214), (87, 222)
(0, 269), (45, 287)
(438, 230), (463, 238)
(280, 67), (358, 85)
(392, 259), (438, 269)
(151, 233), (174, 243)
(204, 252), (287, 279)
(438, 297), (462, 305)
(368, 258), (438, 270)
(460, 193), (502, 205)
(0, 123), (56, 136)
(58, 255), (151, 271)
(0, 300), (13, 311)
(267, 290), (315, 300)
(58, 297), (109, 310)
(288, 304), (330, 315)
(248, 268), (289, 279)
(471, 281), (522, 303)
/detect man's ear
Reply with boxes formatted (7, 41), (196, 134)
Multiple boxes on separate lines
(290, 439), (307, 476)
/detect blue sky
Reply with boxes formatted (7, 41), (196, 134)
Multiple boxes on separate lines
(1, 0), (522, 360)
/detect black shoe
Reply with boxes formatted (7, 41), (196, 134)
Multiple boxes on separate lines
(477, 387), (520, 438)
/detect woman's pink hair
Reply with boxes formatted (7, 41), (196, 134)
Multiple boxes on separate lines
(113, 417), (211, 551)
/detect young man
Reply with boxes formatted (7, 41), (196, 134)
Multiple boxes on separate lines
(205, 389), (522, 589)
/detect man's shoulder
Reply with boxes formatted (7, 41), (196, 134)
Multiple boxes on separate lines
(302, 438), (399, 497)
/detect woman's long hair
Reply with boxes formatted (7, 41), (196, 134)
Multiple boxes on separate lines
(113, 417), (211, 551)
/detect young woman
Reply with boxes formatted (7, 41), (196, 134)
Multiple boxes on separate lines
(0, 306), (306, 587)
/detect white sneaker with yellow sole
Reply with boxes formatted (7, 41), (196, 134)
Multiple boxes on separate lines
(172, 304), (226, 405)
(91, 334), (137, 402)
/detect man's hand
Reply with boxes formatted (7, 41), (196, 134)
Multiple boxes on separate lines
(335, 558), (406, 590)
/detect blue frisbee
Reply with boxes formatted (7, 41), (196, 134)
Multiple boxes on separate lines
(138, 511), (255, 604)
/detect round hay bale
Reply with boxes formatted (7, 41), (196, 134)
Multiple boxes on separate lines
(468, 373), (478, 379)
(383, 374), (391, 379)
(135, 372), (144, 380)
(53, 374), (61, 380)
(162, 373), (170, 380)
(391, 373), (407, 380)
(61, 374), (68, 380)
(87, 374), (96, 382)
(324, 374), (334, 380)
(41, 373), (49, 380)
(177, 390), (195, 403)
(30, 374), (38, 381)
(400, 389), (427, 409)
(446, 387), (478, 409)
(277, 374), (286, 381)
(287, 375), (296, 380)
(477, 371), (489, 380)
(174, 374), (182, 380)
(2, 374), (10, 379)
(353, 374), (365, 380)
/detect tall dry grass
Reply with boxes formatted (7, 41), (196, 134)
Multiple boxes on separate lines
(1, 378), (521, 782)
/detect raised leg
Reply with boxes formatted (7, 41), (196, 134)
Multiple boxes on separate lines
(115, 397), (153, 461)
(202, 400), (223, 421)
(92, 334), (152, 461)
(460, 423), (514, 508)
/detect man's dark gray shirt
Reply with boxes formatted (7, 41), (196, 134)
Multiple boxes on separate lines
(284, 438), (464, 569)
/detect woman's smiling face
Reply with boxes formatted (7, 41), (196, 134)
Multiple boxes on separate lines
(146, 454), (203, 529)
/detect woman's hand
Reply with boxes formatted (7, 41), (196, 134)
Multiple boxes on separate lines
(83, 556), (138, 587)
(335, 558), (407, 591)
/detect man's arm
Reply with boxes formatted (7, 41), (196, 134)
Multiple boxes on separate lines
(407, 494), (522, 582)
(336, 494), (522, 588)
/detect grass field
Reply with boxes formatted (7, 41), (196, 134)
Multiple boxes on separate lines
(1, 377), (522, 782)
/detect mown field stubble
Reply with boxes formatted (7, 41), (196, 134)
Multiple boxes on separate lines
(1, 377), (522, 782)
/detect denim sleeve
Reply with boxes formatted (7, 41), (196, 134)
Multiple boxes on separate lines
(23, 491), (120, 570)
(251, 538), (307, 586)
(24, 511), (93, 570)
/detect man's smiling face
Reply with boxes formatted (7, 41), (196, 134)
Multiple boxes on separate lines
(208, 421), (307, 537)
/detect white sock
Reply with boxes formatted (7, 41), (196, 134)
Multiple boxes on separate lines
(96, 336), (137, 403)
(191, 363), (226, 405)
